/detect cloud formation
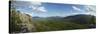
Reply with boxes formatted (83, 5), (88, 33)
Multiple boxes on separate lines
(72, 5), (96, 16)
(30, 5), (47, 13)
(37, 7), (47, 12)
(84, 5), (96, 16)
(28, 1), (47, 13)
(11, 1), (47, 16)
(72, 6), (82, 11)
(84, 5), (96, 12)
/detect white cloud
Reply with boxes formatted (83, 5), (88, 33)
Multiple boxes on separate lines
(37, 7), (47, 12)
(72, 6), (82, 11)
(11, 1), (47, 16)
(30, 6), (47, 13)
(29, 6), (36, 10)
(85, 5), (96, 12)
(84, 5), (96, 16)
(28, 1), (47, 13)
(72, 5), (96, 16)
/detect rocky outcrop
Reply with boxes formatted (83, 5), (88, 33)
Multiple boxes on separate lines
(9, 9), (36, 33)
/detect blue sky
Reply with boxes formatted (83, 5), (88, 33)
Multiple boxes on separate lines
(11, 1), (96, 17)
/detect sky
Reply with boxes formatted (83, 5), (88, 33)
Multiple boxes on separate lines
(11, 1), (96, 17)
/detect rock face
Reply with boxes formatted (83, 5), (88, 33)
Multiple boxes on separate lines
(9, 8), (35, 33)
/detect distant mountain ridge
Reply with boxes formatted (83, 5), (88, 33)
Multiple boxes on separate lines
(64, 14), (96, 28)
(32, 14), (96, 24)
(64, 14), (96, 24)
